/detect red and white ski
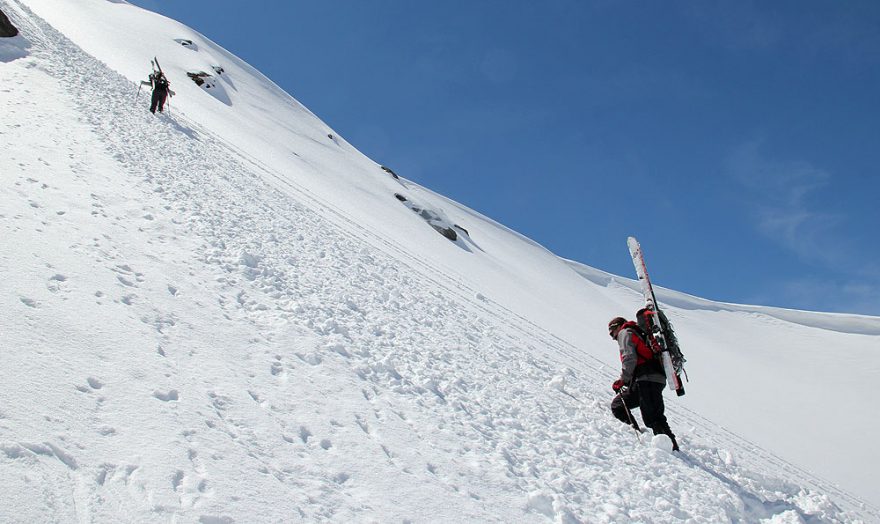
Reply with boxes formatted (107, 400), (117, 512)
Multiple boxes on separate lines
(627, 236), (687, 396)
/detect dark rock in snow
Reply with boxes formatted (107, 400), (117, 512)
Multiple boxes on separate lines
(186, 70), (232, 105)
(175, 38), (195, 48)
(381, 165), (400, 180)
(394, 193), (458, 242)
(0, 9), (19, 37)
(436, 226), (458, 241)
(187, 71), (216, 88)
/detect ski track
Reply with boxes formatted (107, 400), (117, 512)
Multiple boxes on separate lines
(2, 2), (876, 522)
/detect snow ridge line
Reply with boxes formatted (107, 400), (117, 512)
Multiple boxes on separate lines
(6, 1), (874, 520)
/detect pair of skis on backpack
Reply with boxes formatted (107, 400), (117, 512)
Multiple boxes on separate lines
(140, 57), (176, 97)
(627, 237), (687, 397)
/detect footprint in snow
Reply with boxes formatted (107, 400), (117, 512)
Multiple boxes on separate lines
(20, 297), (37, 308)
(295, 352), (322, 366)
(153, 389), (179, 402)
(354, 415), (370, 435)
(47, 274), (67, 293)
(117, 275), (136, 287)
(198, 515), (234, 524)
(96, 426), (116, 436)
(172, 470), (184, 491)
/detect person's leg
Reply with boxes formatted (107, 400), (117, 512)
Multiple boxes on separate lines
(611, 385), (641, 428)
(638, 381), (679, 450)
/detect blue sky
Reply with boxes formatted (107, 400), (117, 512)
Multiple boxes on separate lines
(128, 0), (880, 316)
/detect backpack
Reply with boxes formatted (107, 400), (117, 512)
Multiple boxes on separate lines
(153, 73), (168, 90)
(620, 320), (656, 364)
(636, 307), (687, 373)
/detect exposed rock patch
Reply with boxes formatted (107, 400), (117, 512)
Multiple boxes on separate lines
(381, 165), (400, 180)
(0, 9), (19, 38)
(394, 193), (461, 242)
(187, 71), (217, 89)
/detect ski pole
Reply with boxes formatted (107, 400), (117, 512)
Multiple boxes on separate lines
(618, 390), (642, 440)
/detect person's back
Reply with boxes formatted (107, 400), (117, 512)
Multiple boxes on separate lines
(151, 72), (168, 92)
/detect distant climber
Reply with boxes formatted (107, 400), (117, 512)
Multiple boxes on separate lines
(143, 69), (171, 113)
(607, 316), (679, 451)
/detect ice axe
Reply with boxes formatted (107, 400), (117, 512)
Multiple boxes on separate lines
(616, 387), (643, 440)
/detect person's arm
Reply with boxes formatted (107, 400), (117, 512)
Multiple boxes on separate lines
(618, 330), (637, 385)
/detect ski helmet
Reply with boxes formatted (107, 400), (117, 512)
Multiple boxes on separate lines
(608, 317), (626, 337)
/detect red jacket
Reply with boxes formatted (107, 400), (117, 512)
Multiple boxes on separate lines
(616, 322), (665, 385)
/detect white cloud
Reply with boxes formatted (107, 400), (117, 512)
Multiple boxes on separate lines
(725, 140), (880, 315)
(725, 141), (840, 257)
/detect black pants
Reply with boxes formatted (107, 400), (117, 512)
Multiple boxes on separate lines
(150, 89), (168, 113)
(611, 381), (678, 449)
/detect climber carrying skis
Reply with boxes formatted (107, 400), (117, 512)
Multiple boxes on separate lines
(148, 69), (170, 113)
(141, 58), (172, 114)
(608, 316), (679, 451)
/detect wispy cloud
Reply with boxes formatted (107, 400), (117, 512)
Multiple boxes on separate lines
(725, 140), (879, 315)
(726, 140), (839, 263)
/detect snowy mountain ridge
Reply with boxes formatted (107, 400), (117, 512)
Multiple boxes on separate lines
(566, 260), (880, 337)
(2, 1), (879, 522)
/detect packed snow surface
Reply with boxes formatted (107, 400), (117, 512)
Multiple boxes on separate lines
(2, 0), (879, 522)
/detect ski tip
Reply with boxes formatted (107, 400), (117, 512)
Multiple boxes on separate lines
(627, 237), (641, 254)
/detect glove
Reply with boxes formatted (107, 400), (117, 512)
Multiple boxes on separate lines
(612, 379), (624, 392)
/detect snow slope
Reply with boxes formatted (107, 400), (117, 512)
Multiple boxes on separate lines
(1, 0), (879, 521)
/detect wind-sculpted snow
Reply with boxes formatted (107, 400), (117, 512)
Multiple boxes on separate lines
(1, 0), (878, 522)
(567, 260), (880, 336)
